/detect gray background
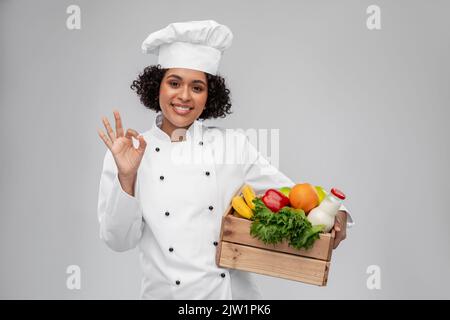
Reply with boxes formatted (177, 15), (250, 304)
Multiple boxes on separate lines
(1, 0), (449, 299)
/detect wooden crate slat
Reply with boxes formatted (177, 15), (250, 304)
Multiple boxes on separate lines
(219, 242), (330, 286)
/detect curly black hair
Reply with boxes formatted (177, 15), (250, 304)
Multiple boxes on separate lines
(130, 65), (232, 120)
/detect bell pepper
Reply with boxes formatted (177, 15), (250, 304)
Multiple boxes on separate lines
(262, 189), (290, 213)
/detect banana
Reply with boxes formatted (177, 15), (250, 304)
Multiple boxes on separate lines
(242, 184), (256, 210)
(232, 196), (254, 219)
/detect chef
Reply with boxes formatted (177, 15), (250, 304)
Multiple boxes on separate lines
(97, 20), (353, 300)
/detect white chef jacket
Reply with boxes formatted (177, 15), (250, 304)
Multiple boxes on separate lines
(97, 112), (351, 300)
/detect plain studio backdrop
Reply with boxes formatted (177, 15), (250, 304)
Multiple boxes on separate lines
(1, 0), (449, 299)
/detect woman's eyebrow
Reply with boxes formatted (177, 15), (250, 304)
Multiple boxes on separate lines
(166, 74), (206, 86)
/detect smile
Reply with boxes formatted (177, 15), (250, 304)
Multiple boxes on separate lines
(171, 103), (193, 115)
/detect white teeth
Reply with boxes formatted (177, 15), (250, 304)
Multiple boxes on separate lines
(172, 104), (191, 110)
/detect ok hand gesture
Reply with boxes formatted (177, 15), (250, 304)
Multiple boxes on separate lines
(97, 110), (147, 181)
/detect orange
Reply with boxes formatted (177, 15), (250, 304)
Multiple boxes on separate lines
(289, 183), (319, 214)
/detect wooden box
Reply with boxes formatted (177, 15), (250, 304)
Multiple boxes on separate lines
(215, 185), (335, 286)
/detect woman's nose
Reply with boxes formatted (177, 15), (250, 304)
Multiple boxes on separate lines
(178, 85), (191, 102)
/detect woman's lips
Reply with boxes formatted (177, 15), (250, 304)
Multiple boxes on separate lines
(171, 103), (193, 116)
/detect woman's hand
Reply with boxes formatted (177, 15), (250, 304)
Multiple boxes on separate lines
(97, 110), (147, 180)
(333, 211), (348, 249)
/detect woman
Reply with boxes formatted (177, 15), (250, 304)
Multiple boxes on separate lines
(97, 20), (350, 299)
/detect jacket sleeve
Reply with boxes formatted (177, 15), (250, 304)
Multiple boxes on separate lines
(240, 132), (354, 228)
(97, 150), (144, 252)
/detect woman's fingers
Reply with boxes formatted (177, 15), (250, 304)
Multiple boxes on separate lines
(334, 223), (341, 232)
(102, 116), (116, 143)
(97, 128), (113, 150)
(98, 110), (146, 154)
(333, 237), (341, 249)
(332, 212), (348, 249)
(333, 232), (347, 249)
(137, 135), (147, 153)
(332, 227), (347, 249)
(125, 129), (147, 152)
(114, 110), (125, 138)
(125, 128), (139, 139)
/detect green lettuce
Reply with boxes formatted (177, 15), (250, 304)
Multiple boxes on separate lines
(250, 198), (324, 250)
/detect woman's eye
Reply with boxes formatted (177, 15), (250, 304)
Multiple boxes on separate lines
(168, 81), (203, 92)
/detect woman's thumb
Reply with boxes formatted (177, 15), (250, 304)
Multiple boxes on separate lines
(137, 135), (147, 152)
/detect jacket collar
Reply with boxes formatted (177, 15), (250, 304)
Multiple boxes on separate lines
(149, 112), (204, 144)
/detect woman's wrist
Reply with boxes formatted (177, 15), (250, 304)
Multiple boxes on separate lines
(118, 173), (137, 196)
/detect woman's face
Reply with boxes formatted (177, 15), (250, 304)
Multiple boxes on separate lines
(159, 68), (208, 130)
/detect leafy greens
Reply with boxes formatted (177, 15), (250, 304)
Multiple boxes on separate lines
(249, 198), (324, 250)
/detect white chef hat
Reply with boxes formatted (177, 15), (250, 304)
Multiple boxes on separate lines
(141, 20), (233, 75)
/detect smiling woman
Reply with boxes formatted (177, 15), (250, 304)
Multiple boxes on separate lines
(159, 68), (208, 138)
(97, 20), (308, 300)
(130, 65), (232, 125)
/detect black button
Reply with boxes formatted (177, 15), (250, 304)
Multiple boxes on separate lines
(209, 206), (214, 211)
(199, 141), (203, 146)
(213, 241), (218, 246)
(221, 273), (226, 278)
(205, 171), (210, 176)
(155, 147), (160, 152)
(165, 211), (170, 216)
(169, 247), (174, 252)
(176, 280), (180, 285)
(160, 175), (164, 180)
